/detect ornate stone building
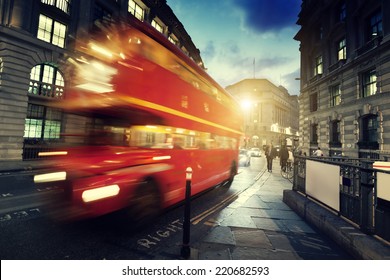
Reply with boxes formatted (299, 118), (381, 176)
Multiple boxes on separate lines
(0, 0), (204, 161)
(226, 79), (299, 149)
(295, 0), (390, 159)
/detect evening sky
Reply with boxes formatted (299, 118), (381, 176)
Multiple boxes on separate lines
(167, 0), (302, 95)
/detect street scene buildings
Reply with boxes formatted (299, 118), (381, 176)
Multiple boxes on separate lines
(295, 0), (390, 159)
(0, 0), (204, 161)
(226, 79), (299, 149)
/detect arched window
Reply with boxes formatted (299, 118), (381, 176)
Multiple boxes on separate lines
(28, 64), (65, 99)
(24, 64), (64, 159)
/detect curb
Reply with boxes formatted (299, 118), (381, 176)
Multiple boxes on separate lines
(283, 189), (390, 260)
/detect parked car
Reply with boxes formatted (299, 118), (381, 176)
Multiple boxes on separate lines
(239, 149), (251, 166)
(249, 147), (261, 157)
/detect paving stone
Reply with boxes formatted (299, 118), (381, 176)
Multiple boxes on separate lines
(255, 209), (302, 220)
(282, 219), (316, 234)
(232, 229), (273, 249)
(220, 213), (258, 229)
(241, 195), (270, 209)
(252, 217), (288, 232)
(197, 243), (233, 260)
(231, 247), (300, 260)
(202, 226), (236, 245)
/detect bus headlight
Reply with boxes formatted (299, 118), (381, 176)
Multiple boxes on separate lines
(81, 185), (120, 203)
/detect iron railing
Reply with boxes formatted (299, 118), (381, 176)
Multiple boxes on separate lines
(292, 155), (390, 242)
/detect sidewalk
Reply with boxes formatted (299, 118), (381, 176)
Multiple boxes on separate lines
(0, 160), (42, 173)
(187, 162), (390, 260)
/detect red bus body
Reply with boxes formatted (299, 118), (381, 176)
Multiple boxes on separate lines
(34, 19), (243, 222)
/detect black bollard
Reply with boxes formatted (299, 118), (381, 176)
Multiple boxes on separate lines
(181, 167), (192, 259)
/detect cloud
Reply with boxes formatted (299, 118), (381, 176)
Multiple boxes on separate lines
(255, 56), (291, 69)
(281, 68), (301, 95)
(203, 41), (216, 58)
(233, 0), (301, 33)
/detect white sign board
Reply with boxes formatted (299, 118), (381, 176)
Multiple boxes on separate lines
(306, 160), (340, 211)
(377, 172), (390, 202)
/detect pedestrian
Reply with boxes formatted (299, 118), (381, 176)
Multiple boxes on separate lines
(279, 145), (289, 172)
(313, 146), (323, 157)
(265, 143), (276, 172)
(288, 148), (294, 163)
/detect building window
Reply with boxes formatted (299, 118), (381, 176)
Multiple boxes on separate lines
(315, 55), (323, 76)
(128, 0), (144, 21)
(330, 120), (341, 147)
(41, 0), (71, 14)
(338, 38), (346, 61)
(37, 14), (67, 48)
(152, 19), (164, 33)
(330, 84), (341, 107)
(310, 124), (318, 145)
(361, 69), (377, 97)
(28, 64), (65, 99)
(358, 114), (378, 149)
(369, 10), (382, 40)
(310, 93), (318, 112)
(24, 104), (62, 141)
(339, 2), (346, 22)
(169, 35), (178, 45)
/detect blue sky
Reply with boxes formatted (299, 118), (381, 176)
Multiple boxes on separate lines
(167, 0), (302, 95)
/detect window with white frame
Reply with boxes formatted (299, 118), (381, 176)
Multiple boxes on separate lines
(361, 69), (377, 97)
(28, 64), (65, 99)
(41, 0), (71, 14)
(24, 104), (62, 141)
(128, 0), (144, 21)
(369, 10), (382, 40)
(152, 19), (164, 33)
(169, 35), (178, 45)
(37, 14), (67, 48)
(315, 55), (323, 76)
(330, 84), (341, 107)
(338, 38), (346, 61)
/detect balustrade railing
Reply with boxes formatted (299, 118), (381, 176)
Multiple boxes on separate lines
(292, 155), (390, 242)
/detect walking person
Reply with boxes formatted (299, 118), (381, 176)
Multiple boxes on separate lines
(313, 146), (323, 157)
(265, 143), (276, 172)
(279, 145), (289, 172)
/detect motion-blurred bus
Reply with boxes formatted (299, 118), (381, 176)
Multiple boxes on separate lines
(34, 18), (243, 223)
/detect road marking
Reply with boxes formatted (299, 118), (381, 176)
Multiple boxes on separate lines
(137, 219), (183, 249)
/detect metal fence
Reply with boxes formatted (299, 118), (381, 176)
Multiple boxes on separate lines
(22, 142), (58, 161)
(292, 155), (390, 243)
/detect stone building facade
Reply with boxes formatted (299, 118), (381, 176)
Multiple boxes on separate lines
(295, 0), (390, 159)
(0, 0), (204, 161)
(226, 79), (299, 149)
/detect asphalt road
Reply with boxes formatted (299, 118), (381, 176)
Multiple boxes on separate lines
(0, 157), (352, 260)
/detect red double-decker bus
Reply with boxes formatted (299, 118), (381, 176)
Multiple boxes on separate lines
(34, 19), (243, 223)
